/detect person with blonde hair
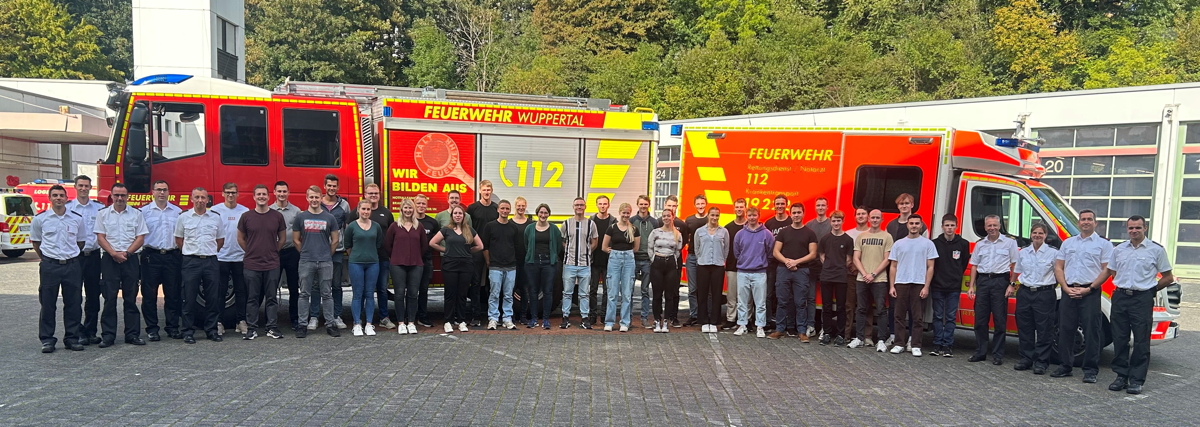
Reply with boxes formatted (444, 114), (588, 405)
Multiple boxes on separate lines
(429, 205), (483, 333)
(648, 208), (683, 333)
(693, 207), (730, 333)
(510, 196), (532, 324)
(601, 202), (642, 332)
(385, 198), (427, 335)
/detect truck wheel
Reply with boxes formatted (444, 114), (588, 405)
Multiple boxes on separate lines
(2, 249), (26, 258)
(1069, 318), (1114, 367)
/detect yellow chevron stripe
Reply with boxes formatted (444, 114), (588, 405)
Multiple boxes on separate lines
(696, 167), (726, 182)
(705, 190), (732, 205)
(589, 165), (629, 189)
(685, 131), (720, 158)
(595, 140), (642, 159)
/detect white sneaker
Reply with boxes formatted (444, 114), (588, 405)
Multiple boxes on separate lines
(911, 347), (922, 357)
(379, 318), (397, 329)
(885, 334), (895, 347)
(407, 323), (418, 334)
(458, 322), (468, 332)
(653, 321), (662, 333)
(444, 322), (454, 333)
(236, 320), (248, 334)
(503, 321), (516, 330)
(604, 324), (613, 332)
(487, 320), (497, 330)
(307, 318), (318, 330)
(847, 338), (863, 349)
(906, 337), (912, 351)
(890, 345), (904, 354)
(365, 324), (376, 336)
(756, 328), (766, 338)
(217, 323), (225, 336)
(733, 325), (747, 336)
(334, 318), (347, 329)
(352, 324), (364, 336)
(398, 324), (408, 335)
(619, 325), (629, 332)
(663, 323), (669, 333)
(876, 341), (888, 352)
(806, 326), (816, 336)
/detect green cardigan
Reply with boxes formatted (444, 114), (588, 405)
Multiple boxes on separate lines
(523, 222), (563, 265)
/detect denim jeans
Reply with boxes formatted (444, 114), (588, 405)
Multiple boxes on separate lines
(685, 254), (698, 320)
(605, 250), (635, 327)
(930, 290), (960, 347)
(737, 271), (767, 327)
(725, 271), (739, 323)
(488, 268), (517, 322)
(348, 262), (379, 326)
(297, 261), (334, 328)
(635, 257), (651, 321)
(774, 266), (810, 332)
(562, 265), (591, 318)
(375, 259), (390, 321)
(526, 260), (556, 320)
(311, 252), (344, 319)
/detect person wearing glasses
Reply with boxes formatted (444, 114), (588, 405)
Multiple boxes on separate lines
(140, 181), (184, 341)
(211, 183), (249, 336)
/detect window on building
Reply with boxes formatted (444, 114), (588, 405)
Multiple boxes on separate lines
(654, 167), (679, 211)
(853, 166), (921, 213)
(1034, 124), (1159, 148)
(1186, 123), (1200, 144)
(151, 103), (206, 163)
(657, 146), (681, 162)
(220, 106), (268, 166)
(1178, 152), (1200, 266)
(283, 109), (340, 168)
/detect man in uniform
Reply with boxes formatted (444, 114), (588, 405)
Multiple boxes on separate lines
(31, 185), (87, 353)
(1051, 209), (1112, 383)
(175, 187), (225, 344)
(239, 184), (288, 340)
(66, 175), (103, 345)
(1091, 215), (1173, 395)
(271, 181), (302, 329)
(967, 214), (1018, 365)
(632, 195), (661, 329)
(212, 182), (249, 336)
(141, 180), (184, 340)
(1012, 222), (1059, 374)
(95, 183), (149, 347)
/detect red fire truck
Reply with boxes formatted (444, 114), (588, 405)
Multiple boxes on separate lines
(671, 125), (1181, 350)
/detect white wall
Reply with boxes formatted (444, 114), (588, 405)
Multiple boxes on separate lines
(0, 137), (106, 182)
(132, 0), (245, 83)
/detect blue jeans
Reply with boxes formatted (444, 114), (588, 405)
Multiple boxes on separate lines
(375, 259), (390, 321)
(636, 257), (651, 320)
(931, 290), (960, 347)
(774, 266), (811, 332)
(605, 250), (635, 327)
(562, 265), (591, 317)
(685, 254), (698, 320)
(737, 272), (767, 327)
(311, 252), (345, 319)
(488, 268), (517, 322)
(348, 262), (379, 326)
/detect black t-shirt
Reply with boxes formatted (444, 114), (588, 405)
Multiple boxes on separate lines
(606, 223), (641, 251)
(417, 215), (440, 261)
(591, 214), (615, 266)
(481, 220), (519, 269)
(439, 228), (473, 272)
(534, 227), (551, 256)
(764, 217), (791, 265)
(369, 206), (395, 260)
(511, 217), (531, 264)
(466, 201), (499, 233)
(776, 225), (817, 262)
(683, 214), (708, 253)
(818, 233), (855, 282)
(724, 220), (745, 271)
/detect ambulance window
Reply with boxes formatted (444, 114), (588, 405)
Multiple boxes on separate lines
(283, 109), (340, 168)
(5, 196), (34, 216)
(220, 106), (268, 166)
(151, 103), (206, 163)
(853, 166), (922, 213)
(970, 186), (1050, 247)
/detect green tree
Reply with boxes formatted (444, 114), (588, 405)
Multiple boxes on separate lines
(0, 0), (121, 80)
(584, 43), (667, 109)
(245, 0), (406, 88)
(1082, 36), (1178, 88)
(990, 0), (1084, 92)
(406, 18), (459, 88)
(1174, 10), (1200, 79)
(61, 0), (132, 78)
(532, 0), (670, 52)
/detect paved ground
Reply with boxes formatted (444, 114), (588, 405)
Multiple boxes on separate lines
(3, 253), (1200, 426)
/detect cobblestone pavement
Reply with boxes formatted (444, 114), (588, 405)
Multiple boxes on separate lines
(2, 254), (1199, 426)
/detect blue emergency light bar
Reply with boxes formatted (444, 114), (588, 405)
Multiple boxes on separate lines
(131, 74), (194, 85)
(670, 124), (683, 136)
(642, 121), (659, 131)
(994, 138), (1020, 147)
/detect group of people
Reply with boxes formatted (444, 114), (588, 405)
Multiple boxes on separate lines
(33, 176), (1173, 394)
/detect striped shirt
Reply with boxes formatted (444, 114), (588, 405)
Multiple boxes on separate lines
(560, 217), (597, 267)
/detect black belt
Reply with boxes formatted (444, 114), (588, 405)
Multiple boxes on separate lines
(978, 272), (1009, 278)
(1116, 288), (1154, 295)
(1021, 284), (1054, 292)
(184, 254), (214, 259)
(1067, 283), (1091, 288)
(81, 249), (98, 257)
(44, 257), (77, 265)
(147, 247), (178, 254)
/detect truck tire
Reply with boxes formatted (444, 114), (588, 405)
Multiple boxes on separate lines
(3, 249), (26, 258)
(195, 278), (239, 328)
(1069, 317), (1114, 367)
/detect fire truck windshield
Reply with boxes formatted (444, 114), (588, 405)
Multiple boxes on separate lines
(1029, 185), (1080, 237)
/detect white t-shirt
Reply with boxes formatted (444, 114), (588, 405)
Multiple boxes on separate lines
(888, 235), (938, 285)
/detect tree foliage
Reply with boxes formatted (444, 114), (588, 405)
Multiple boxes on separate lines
(0, 0), (121, 80)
